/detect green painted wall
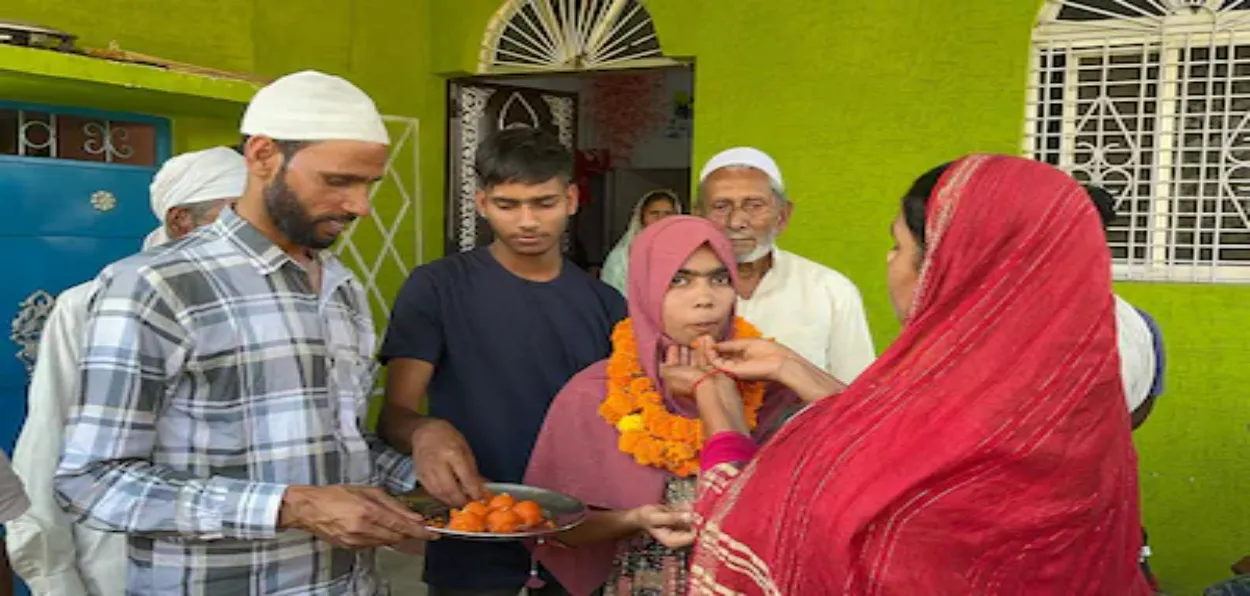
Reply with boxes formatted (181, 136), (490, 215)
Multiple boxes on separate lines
(427, 1), (1248, 593)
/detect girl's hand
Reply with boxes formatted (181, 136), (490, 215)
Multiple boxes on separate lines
(659, 340), (716, 397)
(629, 503), (696, 549)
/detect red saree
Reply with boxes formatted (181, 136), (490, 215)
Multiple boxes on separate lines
(690, 155), (1148, 595)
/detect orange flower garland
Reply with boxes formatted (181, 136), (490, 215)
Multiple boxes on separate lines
(599, 317), (767, 477)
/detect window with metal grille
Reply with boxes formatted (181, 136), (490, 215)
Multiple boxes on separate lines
(0, 106), (160, 166)
(1027, 0), (1250, 282)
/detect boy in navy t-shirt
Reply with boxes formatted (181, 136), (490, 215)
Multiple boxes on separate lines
(378, 128), (625, 595)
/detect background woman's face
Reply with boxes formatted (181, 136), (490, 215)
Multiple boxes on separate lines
(887, 214), (922, 322)
(641, 198), (677, 228)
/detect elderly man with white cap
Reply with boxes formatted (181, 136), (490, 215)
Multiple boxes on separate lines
(699, 147), (875, 384)
(54, 71), (433, 596)
(7, 146), (242, 596)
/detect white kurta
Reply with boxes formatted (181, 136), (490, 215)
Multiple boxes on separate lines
(736, 249), (876, 383)
(0, 451), (29, 523)
(1114, 295), (1157, 412)
(7, 281), (127, 596)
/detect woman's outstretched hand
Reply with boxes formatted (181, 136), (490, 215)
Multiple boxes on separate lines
(705, 338), (848, 403)
(702, 338), (795, 382)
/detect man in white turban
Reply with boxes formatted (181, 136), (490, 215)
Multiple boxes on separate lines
(143, 146), (247, 248)
(7, 146), (243, 596)
(699, 147), (876, 385)
(54, 70), (432, 596)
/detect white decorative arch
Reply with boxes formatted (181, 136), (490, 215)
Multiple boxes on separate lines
(477, 0), (677, 74)
(1027, 0), (1250, 283)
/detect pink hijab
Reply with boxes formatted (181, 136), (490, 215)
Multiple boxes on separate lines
(524, 216), (797, 595)
(629, 215), (737, 413)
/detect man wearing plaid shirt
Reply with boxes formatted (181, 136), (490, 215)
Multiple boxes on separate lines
(53, 71), (435, 595)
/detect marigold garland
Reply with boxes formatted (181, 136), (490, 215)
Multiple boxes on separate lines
(599, 317), (767, 477)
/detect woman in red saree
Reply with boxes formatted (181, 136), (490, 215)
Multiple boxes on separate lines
(524, 216), (798, 595)
(686, 155), (1149, 594)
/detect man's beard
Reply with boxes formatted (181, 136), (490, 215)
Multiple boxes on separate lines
(263, 171), (355, 250)
(732, 229), (777, 264)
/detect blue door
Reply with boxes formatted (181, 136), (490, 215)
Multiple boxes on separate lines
(0, 101), (170, 596)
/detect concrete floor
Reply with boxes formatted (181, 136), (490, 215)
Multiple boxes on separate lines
(378, 549), (428, 595)
(378, 550), (526, 596)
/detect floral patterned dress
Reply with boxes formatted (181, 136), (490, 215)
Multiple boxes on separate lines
(602, 477), (695, 596)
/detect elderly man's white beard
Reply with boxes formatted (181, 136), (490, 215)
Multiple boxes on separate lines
(732, 230), (777, 264)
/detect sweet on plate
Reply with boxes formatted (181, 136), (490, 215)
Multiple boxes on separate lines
(429, 490), (556, 534)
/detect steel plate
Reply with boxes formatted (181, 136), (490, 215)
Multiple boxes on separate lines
(401, 482), (587, 542)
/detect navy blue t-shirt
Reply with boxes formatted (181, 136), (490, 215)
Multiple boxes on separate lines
(379, 247), (625, 590)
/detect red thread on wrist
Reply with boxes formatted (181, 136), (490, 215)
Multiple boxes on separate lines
(691, 368), (739, 395)
(690, 371), (719, 395)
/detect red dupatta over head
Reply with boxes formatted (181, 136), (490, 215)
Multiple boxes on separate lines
(690, 155), (1148, 595)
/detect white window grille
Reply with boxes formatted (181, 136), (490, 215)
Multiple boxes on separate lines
(478, 0), (674, 74)
(1027, 0), (1250, 283)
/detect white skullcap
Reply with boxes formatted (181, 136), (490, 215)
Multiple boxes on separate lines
(240, 70), (389, 145)
(143, 146), (246, 249)
(699, 147), (785, 191)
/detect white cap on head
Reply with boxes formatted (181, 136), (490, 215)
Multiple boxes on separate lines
(699, 147), (784, 191)
(144, 146), (246, 249)
(240, 70), (389, 145)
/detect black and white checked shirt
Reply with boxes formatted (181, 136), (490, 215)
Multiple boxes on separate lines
(55, 208), (414, 595)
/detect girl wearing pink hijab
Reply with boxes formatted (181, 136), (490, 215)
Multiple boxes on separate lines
(524, 216), (798, 595)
